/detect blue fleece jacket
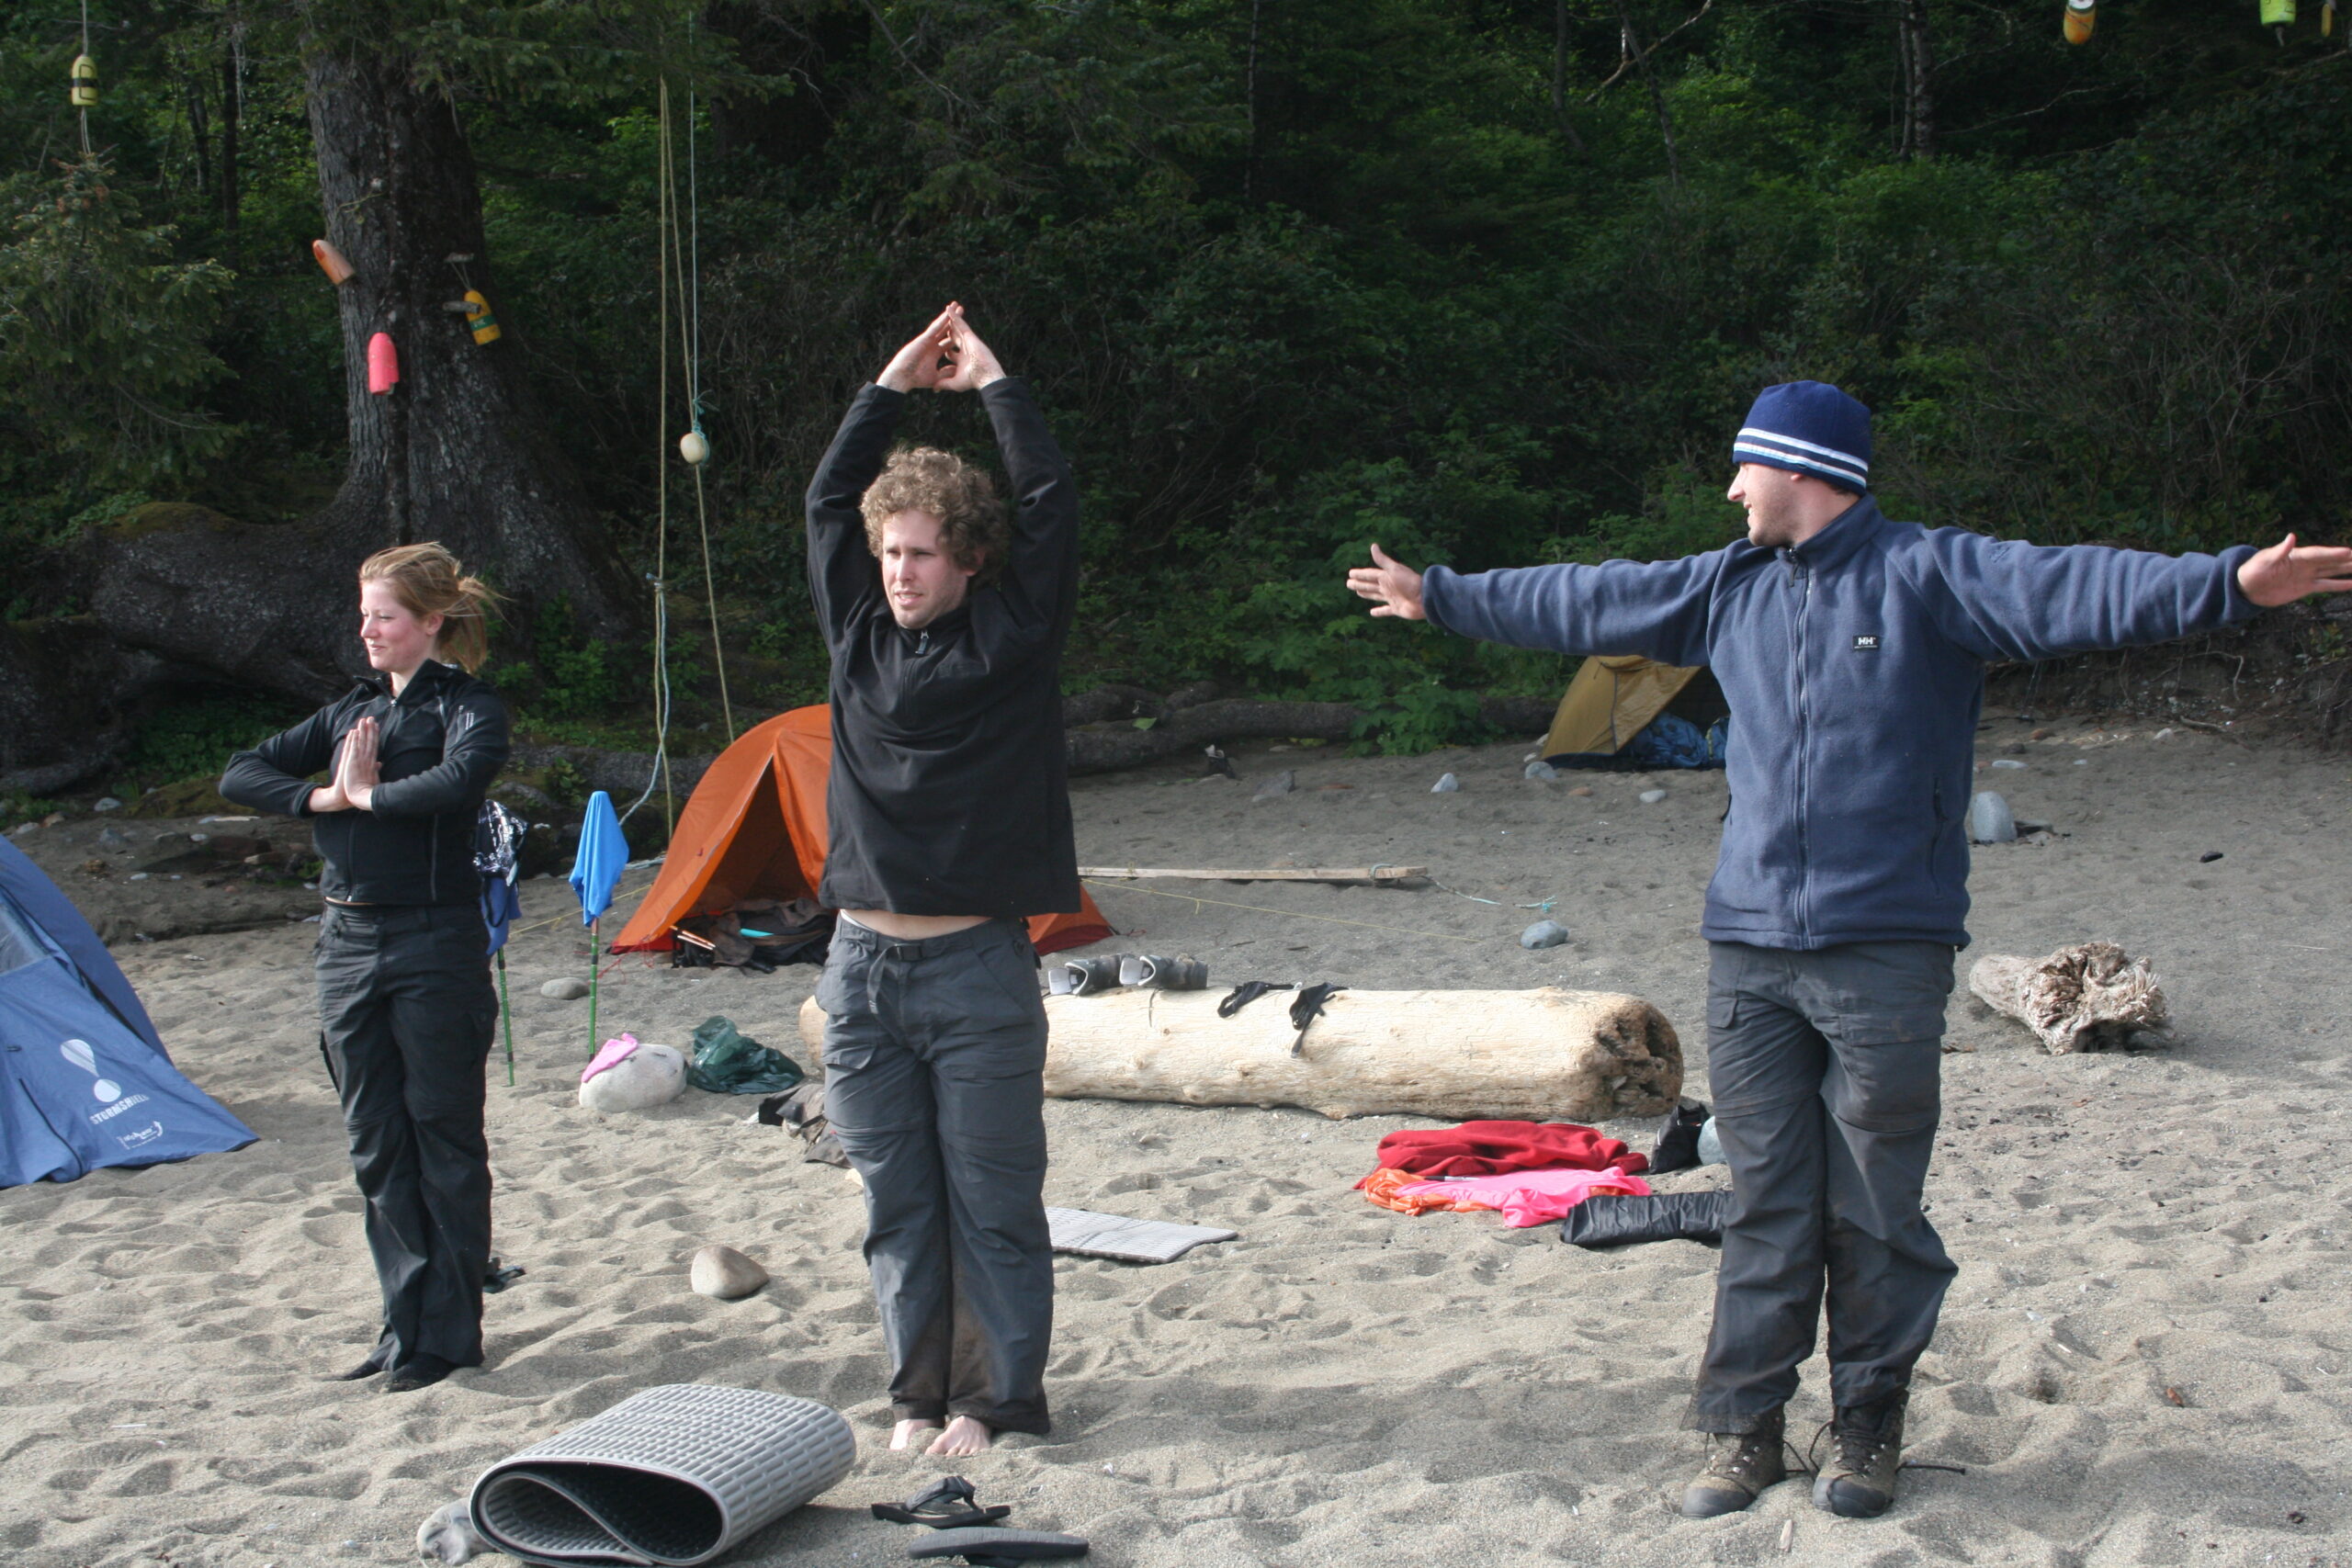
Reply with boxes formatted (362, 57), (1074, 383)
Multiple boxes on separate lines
(1424, 498), (2257, 950)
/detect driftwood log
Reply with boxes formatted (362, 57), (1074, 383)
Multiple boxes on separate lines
(1968, 941), (2170, 1054)
(798, 987), (1681, 1122)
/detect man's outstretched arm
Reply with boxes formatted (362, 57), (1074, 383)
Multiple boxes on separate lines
(1917, 530), (2352, 664)
(1349, 543), (1723, 667)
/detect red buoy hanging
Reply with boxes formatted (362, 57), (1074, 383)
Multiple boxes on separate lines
(368, 332), (400, 395)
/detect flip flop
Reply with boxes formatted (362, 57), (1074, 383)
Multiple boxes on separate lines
(908, 1527), (1089, 1562)
(870, 1475), (1011, 1530)
(1217, 979), (1295, 1018)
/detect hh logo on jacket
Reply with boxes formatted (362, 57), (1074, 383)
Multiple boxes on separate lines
(1852, 634), (1882, 651)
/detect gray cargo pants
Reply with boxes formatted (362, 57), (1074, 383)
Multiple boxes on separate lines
(1687, 940), (1959, 1433)
(315, 903), (498, 1371)
(818, 916), (1054, 1436)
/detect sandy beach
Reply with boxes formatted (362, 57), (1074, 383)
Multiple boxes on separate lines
(4, 713), (2349, 1568)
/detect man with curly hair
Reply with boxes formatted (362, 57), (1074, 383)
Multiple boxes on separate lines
(803, 303), (1081, 1457)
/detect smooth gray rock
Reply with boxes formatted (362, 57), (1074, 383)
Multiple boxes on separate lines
(1523, 761), (1560, 782)
(690, 1243), (770, 1301)
(1520, 919), (1570, 950)
(1968, 791), (2017, 844)
(1252, 770), (1295, 799)
(93, 796), (123, 813)
(541, 976), (591, 1000)
(96, 826), (129, 849)
(1638, 788), (1667, 804)
(1430, 773), (1460, 793)
(417, 1499), (489, 1564)
(579, 1043), (686, 1112)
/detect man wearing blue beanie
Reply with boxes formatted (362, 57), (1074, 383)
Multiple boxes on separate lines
(1347, 380), (2352, 1520)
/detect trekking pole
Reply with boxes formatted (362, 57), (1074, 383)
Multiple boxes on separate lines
(496, 949), (515, 1086)
(586, 915), (601, 1058)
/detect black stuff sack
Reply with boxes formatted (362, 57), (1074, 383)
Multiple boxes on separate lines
(1562, 1189), (1734, 1248)
(687, 1015), (807, 1095)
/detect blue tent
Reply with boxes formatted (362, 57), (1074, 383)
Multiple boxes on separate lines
(0, 837), (254, 1187)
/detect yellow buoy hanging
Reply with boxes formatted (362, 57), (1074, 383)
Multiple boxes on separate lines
(679, 429), (710, 466)
(461, 289), (502, 345)
(2064, 0), (2095, 44)
(2261, 0), (2296, 24)
(2324, 0), (2335, 34)
(69, 54), (97, 108)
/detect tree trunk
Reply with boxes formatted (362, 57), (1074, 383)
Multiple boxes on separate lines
(1898, 0), (1936, 160)
(219, 38), (240, 250)
(87, 40), (630, 706)
(1617, 2), (1681, 185)
(798, 987), (1684, 1122)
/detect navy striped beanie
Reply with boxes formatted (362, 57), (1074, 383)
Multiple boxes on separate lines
(1732, 381), (1871, 491)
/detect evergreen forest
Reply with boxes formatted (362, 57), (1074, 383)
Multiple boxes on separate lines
(3, 0), (2348, 807)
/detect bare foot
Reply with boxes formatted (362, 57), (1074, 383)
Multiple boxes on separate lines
(926, 1416), (994, 1457)
(889, 1418), (944, 1451)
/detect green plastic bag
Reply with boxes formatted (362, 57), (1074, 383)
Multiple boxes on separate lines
(686, 1015), (806, 1095)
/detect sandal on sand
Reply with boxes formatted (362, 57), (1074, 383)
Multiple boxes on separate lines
(1119, 953), (1207, 990)
(1048, 956), (1125, 996)
(908, 1527), (1090, 1563)
(870, 1475), (1011, 1530)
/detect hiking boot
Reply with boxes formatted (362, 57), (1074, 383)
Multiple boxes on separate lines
(1813, 1391), (1906, 1518)
(1678, 1408), (1788, 1517)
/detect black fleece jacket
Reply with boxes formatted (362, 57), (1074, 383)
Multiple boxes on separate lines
(805, 378), (1080, 917)
(219, 660), (510, 907)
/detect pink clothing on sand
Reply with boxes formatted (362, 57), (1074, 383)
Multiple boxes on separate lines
(581, 1033), (642, 1084)
(1394, 1166), (1652, 1227)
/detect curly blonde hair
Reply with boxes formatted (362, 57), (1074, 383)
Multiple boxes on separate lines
(358, 543), (500, 671)
(859, 446), (1009, 579)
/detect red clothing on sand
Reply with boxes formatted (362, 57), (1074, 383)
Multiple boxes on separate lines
(1367, 1120), (1647, 1181)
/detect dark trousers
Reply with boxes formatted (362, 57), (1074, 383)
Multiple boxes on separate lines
(818, 916), (1054, 1436)
(1688, 940), (1959, 1433)
(315, 903), (497, 1371)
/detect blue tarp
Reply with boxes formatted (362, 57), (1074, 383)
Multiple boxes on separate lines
(0, 838), (255, 1188)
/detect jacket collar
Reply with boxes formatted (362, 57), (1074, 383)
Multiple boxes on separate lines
(1782, 494), (1883, 572)
(355, 658), (458, 705)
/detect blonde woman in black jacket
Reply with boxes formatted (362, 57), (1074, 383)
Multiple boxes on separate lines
(220, 544), (510, 1393)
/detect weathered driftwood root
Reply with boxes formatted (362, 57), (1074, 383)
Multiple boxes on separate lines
(799, 987), (1681, 1122)
(1968, 941), (2170, 1054)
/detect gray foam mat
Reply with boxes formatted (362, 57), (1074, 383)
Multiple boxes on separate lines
(469, 1383), (854, 1565)
(1046, 1207), (1237, 1264)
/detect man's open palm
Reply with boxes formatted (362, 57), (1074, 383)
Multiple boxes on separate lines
(1347, 544), (1426, 620)
(2238, 534), (2352, 607)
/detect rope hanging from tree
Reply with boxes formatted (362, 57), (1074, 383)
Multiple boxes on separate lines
(624, 80), (737, 829)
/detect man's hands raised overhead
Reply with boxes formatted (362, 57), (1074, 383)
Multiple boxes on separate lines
(876, 303), (1005, 395)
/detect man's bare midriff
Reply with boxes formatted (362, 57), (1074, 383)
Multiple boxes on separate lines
(842, 910), (991, 940)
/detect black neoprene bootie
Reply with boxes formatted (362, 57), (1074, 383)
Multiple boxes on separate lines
(1678, 1406), (1788, 1517)
(1813, 1391), (1906, 1517)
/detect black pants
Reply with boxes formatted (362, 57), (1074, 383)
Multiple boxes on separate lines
(818, 917), (1054, 1436)
(315, 903), (497, 1371)
(1687, 940), (1959, 1433)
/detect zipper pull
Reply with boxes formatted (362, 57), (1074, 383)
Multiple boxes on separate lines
(916, 631), (931, 655)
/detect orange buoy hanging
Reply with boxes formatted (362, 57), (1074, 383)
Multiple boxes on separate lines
(69, 53), (97, 107)
(312, 240), (355, 285)
(460, 289), (502, 345)
(368, 333), (400, 395)
(2063, 0), (2095, 43)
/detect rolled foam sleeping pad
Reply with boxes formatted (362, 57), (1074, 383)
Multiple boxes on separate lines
(469, 1384), (854, 1566)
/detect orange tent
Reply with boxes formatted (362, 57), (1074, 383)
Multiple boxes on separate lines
(609, 705), (1114, 956)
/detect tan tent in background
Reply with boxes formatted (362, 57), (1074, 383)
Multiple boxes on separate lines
(1539, 655), (1718, 765)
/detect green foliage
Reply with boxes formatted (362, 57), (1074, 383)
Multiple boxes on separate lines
(120, 691), (306, 789)
(7, 0), (2352, 757)
(0, 154), (233, 491)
